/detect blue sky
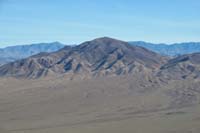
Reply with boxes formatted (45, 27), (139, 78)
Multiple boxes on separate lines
(0, 0), (200, 47)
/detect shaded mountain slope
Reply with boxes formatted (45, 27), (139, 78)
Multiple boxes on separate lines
(0, 37), (167, 78)
(158, 53), (200, 80)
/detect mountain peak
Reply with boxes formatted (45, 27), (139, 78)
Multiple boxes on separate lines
(90, 37), (127, 45)
(77, 37), (130, 52)
(0, 38), (167, 78)
(93, 37), (124, 42)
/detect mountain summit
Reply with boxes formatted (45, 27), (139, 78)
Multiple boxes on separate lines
(0, 37), (167, 78)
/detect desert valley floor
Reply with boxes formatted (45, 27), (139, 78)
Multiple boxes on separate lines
(0, 76), (200, 133)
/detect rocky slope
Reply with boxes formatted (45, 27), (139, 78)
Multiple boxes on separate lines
(0, 37), (167, 78)
(158, 53), (200, 80)
(2, 37), (200, 81)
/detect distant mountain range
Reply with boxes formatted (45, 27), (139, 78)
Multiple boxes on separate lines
(1, 39), (200, 67)
(0, 42), (65, 66)
(0, 41), (200, 66)
(0, 37), (167, 78)
(129, 41), (200, 56)
(1, 37), (200, 80)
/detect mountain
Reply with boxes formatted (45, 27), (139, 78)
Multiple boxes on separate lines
(0, 42), (65, 66)
(129, 41), (200, 56)
(1, 38), (200, 133)
(158, 53), (200, 80)
(0, 57), (15, 66)
(0, 37), (167, 78)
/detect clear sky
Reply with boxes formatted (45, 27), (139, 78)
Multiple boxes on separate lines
(0, 0), (200, 47)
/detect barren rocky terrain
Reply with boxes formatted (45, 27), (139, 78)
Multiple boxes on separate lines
(0, 37), (200, 133)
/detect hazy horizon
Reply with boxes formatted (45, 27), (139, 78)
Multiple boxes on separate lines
(1, 38), (200, 49)
(1, 0), (200, 47)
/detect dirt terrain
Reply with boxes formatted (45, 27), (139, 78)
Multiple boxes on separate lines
(0, 76), (200, 133)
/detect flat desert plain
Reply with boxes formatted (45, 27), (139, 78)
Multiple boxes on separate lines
(0, 76), (200, 133)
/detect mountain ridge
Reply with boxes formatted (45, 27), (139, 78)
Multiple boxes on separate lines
(129, 41), (200, 56)
(1, 37), (200, 81)
(0, 37), (167, 79)
(0, 42), (65, 66)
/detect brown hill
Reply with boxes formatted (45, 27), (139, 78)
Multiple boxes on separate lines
(158, 53), (200, 80)
(0, 37), (167, 78)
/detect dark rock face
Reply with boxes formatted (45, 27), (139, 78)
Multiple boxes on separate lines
(0, 37), (167, 78)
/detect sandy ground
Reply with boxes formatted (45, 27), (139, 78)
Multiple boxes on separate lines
(0, 76), (200, 133)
